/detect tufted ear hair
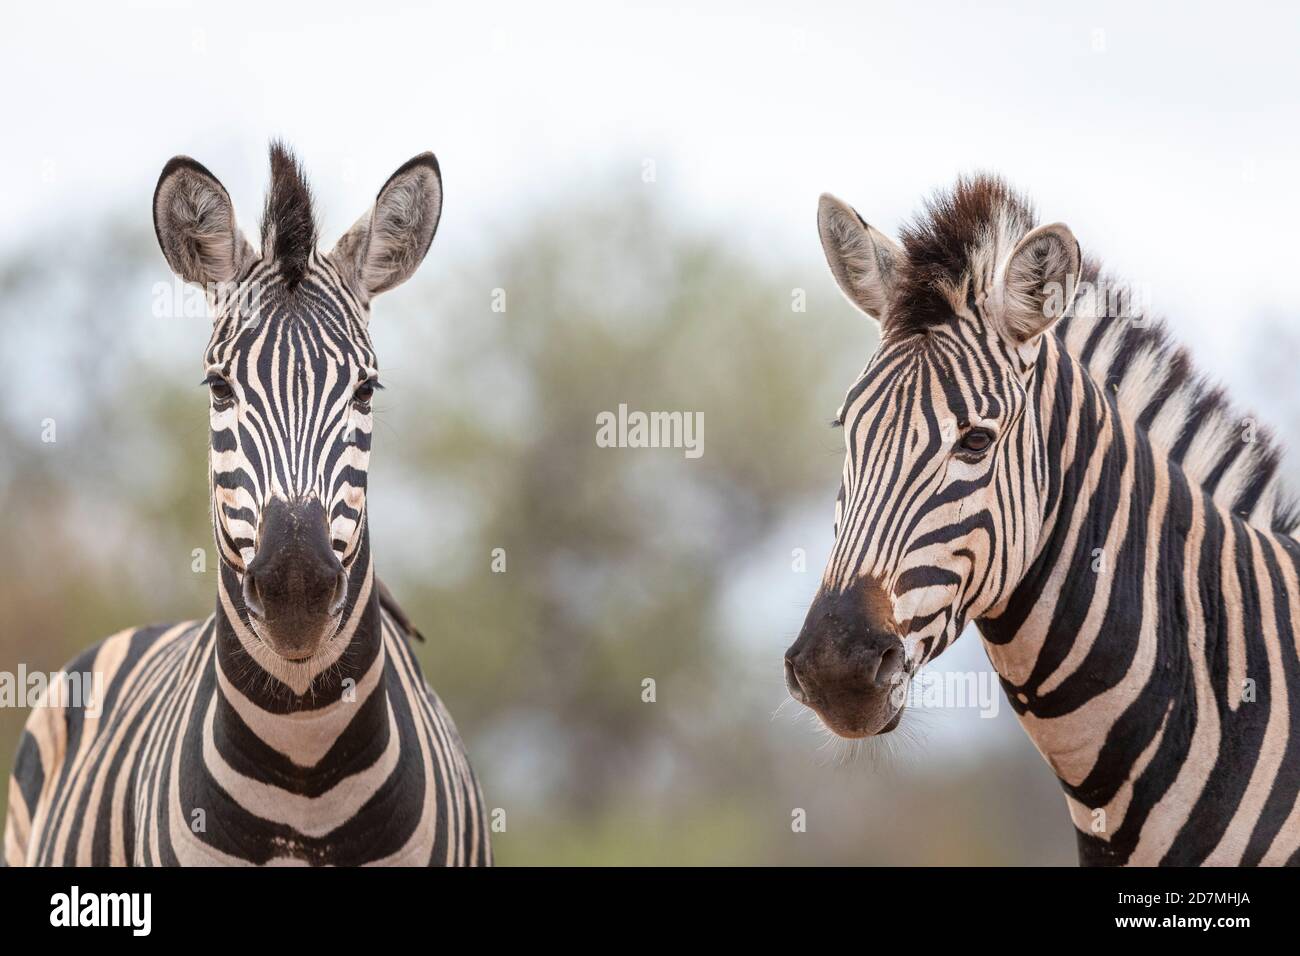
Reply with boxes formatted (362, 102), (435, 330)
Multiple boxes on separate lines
(153, 156), (255, 289)
(329, 152), (443, 300)
(817, 193), (903, 324)
(994, 222), (1081, 345)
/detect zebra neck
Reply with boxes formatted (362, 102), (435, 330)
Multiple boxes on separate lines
(979, 335), (1300, 858)
(211, 541), (388, 769)
(978, 335), (1149, 739)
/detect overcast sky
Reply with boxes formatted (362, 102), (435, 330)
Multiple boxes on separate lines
(4, 0), (1298, 400)
(5, 1), (1298, 383)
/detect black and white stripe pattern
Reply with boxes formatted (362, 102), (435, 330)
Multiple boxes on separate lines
(4, 144), (490, 866)
(791, 177), (1300, 865)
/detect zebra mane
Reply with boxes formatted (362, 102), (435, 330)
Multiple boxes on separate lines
(897, 174), (1300, 537)
(261, 140), (317, 289)
(893, 174), (1036, 333)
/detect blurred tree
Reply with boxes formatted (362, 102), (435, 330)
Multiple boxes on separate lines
(0, 186), (1076, 864)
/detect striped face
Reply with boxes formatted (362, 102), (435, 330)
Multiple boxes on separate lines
(786, 187), (1080, 737)
(154, 145), (443, 660)
(205, 257), (377, 575)
(825, 321), (1041, 664)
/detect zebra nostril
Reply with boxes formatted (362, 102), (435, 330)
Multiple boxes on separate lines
(328, 569), (348, 617)
(242, 572), (266, 620)
(872, 645), (904, 687)
(784, 657), (808, 702)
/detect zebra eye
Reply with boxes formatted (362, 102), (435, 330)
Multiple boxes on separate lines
(353, 379), (378, 405)
(205, 375), (234, 404)
(958, 428), (993, 454)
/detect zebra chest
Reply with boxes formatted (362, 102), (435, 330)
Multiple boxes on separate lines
(125, 675), (444, 866)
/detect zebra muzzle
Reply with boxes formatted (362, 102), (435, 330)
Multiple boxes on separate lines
(241, 496), (349, 660)
(785, 586), (908, 737)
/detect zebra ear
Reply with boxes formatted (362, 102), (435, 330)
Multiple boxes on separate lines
(817, 193), (901, 323)
(329, 152), (443, 300)
(153, 157), (255, 288)
(996, 222), (1081, 345)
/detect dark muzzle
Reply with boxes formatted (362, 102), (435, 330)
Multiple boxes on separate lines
(241, 496), (347, 659)
(785, 585), (907, 737)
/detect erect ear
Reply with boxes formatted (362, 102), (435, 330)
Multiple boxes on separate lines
(817, 193), (902, 323)
(995, 222), (1081, 345)
(152, 157), (255, 288)
(329, 152), (443, 300)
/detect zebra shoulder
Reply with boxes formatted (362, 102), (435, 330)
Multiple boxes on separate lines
(3, 621), (200, 865)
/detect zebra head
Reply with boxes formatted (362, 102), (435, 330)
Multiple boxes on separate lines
(152, 143), (442, 661)
(786, 177), (1080, 737)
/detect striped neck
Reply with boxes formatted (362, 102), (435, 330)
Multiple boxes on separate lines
(212, 531), (386, 768)
(979, 332), (1300, 863)
(979, 332), (1147, 759)
(188, 535), (438, 859)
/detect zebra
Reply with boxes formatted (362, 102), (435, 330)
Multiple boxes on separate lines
(785, 174), (1300, 866)
(3, 143), (491, 866)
